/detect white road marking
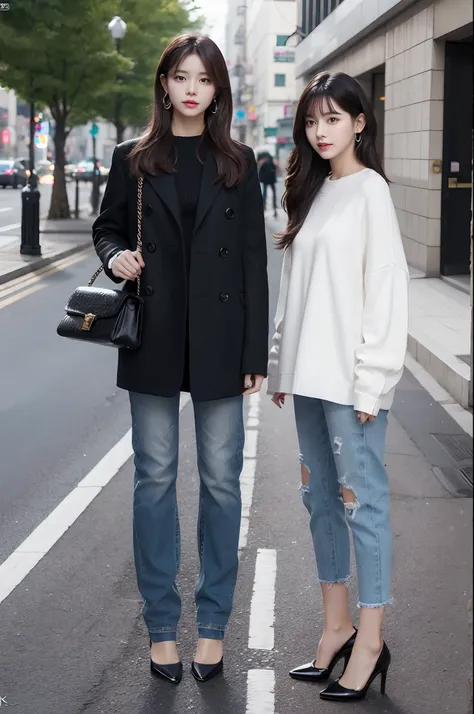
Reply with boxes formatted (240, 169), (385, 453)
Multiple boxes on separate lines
(0, 222), (20, 233)
(0, 249), (89, 300)
(0, 201), (91, 235)
(0, 393), (191, 605)
(239, 391), (261, 551)
(0, 207), (13, 213)
(248, 549), (277, 650)
(246, 670), (275, 714)
(0, 282), (46, 309)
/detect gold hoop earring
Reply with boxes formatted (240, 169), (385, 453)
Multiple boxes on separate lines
(355, 133), (362, 144)
(163, 93), (172, 111)
(210, 98), (218, 115)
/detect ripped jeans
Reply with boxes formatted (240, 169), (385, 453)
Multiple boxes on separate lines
(130, 392), (244, 642)
(293, 396), (392, 608)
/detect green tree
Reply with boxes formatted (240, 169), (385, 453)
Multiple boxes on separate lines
(94, 0), (202, 142)
(0, 0), (130, 218)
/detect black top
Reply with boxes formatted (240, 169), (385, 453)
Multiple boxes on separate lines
(174, 135), (205, 275)
(173, 135), (205, 391)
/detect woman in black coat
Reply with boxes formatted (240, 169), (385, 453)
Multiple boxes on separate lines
(93, 35), (268, 685)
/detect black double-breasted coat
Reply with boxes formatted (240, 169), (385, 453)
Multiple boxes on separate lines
(92, 139), (269, 401)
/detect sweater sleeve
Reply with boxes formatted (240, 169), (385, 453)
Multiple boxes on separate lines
(267, 246), (292, 394)
(353, 175), (409, 416)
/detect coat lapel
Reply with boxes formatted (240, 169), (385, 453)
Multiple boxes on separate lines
(193, 149), (223, 235)
(146, 171), (183, 237)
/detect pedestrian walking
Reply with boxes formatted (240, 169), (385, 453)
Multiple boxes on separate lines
(258, 153), (278, 217)
(93, 34), (268, 685)
(268, 72), (409, 701)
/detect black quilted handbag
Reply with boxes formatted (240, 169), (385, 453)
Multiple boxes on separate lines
(57, 177), (144, 350)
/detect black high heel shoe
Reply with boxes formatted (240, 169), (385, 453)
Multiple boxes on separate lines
(191, 658), (224, 683)
(149, 640), (183, 685)
(289, 629), (357, 682)
(319, 641), (391, 701)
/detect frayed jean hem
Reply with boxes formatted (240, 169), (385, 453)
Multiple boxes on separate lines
(319, 575), (352, 588)
(357, 598), (393, 609)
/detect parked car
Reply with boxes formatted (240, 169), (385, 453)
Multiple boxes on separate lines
(72, 160), (108, 184)
(16, 157), (32, 178)
(0, 159), (29, 188)
(65, 164), (77, 182)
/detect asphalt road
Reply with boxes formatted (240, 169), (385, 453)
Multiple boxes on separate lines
(0, 180), (92, 243)
(0, 204), (472, 714)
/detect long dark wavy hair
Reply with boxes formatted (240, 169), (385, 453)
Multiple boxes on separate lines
(276, 72), (388, 249)
(129, 35), (247, 187)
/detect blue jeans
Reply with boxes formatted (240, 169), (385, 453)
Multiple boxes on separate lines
(130, 392), (244, 642)
(293, 396), (392, 608)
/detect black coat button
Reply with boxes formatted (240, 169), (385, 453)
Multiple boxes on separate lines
(144, 203), (153, 217)
(147, 242), (156, 253)
(219, 247), (228, 258)
(145, 285), (154, 296)
(225, 208), (235, 219)
(219, 292), (229, 303)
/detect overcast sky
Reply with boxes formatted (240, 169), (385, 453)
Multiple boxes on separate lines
(193, 0), (228, 54)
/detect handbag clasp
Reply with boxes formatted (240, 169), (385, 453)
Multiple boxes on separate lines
(81, 313), (96, 331)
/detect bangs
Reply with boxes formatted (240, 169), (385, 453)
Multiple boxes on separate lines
(305, 89), (339, 118)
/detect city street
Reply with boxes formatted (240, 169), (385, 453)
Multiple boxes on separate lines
(0, 212), (471, 714)
(0, 181), (92, 247)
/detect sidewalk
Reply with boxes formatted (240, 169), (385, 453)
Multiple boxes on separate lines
(0, 215), (94, 285)
(266, 208), (473, 413)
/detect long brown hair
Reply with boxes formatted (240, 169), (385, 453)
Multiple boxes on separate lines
(276, 72), (388, 249)
(129, 34), (247, 187)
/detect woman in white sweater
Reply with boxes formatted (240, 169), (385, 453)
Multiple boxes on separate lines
(268, 72), (409, 702)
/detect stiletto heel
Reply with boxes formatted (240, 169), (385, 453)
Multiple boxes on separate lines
(320, 642), (391, 701)
(149, 639), (183, 685)
(289, 629), (357, 682)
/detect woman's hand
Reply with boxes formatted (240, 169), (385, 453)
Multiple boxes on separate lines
(243, 374), (265, 396)
(271, 392), (286, 408)
(111, 249), (145, 281)
(357, 411), (376, 424)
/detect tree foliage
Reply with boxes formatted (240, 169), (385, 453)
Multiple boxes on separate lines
(0, 0), (201, 218)
(93, 0), (203, 136)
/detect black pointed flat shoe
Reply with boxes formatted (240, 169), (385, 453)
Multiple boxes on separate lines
(319, 642), (391, 701)
(289, 629), (357, 682)
(191, 658), (224, 682)
(149, 640), (182, 684)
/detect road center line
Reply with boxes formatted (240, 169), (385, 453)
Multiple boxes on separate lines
(246, 669), (275, 714)
(239, 391), (261, 551)
(248, 549), (277, 650)
(0, 394), (191, 606)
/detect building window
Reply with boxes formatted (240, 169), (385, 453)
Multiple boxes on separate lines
(276, 34), (290, 46)
(275, 74), (286, 87)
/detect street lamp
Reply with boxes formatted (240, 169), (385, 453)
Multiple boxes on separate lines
(108, 15), (127, 145)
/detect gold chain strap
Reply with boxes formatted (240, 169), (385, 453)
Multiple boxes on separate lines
(88, 176), (144, 295)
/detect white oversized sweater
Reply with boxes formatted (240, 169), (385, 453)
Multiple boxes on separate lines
(267, 168), (409, 416)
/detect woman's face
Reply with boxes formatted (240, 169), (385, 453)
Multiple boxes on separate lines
(161, 53), (216, 119)
(304, 97), (365, 161)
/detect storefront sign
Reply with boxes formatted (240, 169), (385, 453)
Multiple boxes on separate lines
(274, 47), (295, 63)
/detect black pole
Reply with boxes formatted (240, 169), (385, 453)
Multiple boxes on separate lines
(75, 177), (79, 219)
(90, 133), (100, 216)
(29, 99), (35, 174)
(21, 97), (41, 256)
(115, 37), (124, 145)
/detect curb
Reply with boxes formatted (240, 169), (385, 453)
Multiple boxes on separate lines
(0, 243), (90, 286)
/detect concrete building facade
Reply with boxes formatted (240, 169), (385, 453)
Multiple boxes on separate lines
(295, 0), (473, 280)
